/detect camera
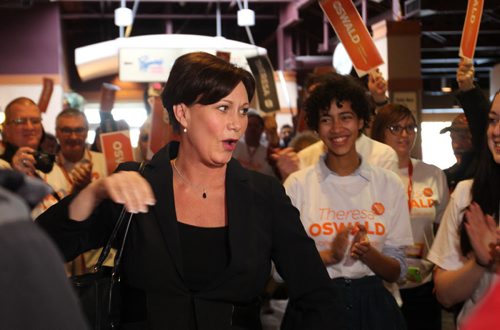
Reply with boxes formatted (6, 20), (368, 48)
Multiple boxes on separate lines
(33, 151), (55, 173)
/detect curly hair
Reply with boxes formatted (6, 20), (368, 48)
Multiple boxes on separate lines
(304, 73), (371, 131)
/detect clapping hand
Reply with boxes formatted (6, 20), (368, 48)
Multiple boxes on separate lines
(350, 224), (371, 261)
(464, 202), (499, 269)
(70, 161), (93, 192)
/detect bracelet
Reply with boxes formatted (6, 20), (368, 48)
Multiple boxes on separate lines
(474, 258), (490, 268)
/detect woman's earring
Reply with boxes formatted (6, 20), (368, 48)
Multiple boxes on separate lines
(183, 127), (187, 133)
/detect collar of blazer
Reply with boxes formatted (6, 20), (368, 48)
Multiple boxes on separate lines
(144, 141), (258, 291)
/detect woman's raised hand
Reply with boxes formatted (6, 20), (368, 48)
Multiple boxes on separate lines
(97, 171), (156, 214)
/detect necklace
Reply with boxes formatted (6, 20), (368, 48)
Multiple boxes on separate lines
(171, 159), (207, 199)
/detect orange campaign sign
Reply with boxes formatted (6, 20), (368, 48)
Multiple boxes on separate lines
(100, 130), (135, 175)
(147, 96), (177, 159)
(319, 0), (384, 76)
(459, 0), (484, 60)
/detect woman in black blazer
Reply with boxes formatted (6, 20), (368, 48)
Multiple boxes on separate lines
(37, 52), (336, 330)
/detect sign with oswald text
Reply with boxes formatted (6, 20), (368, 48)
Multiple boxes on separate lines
(100, 130), (134, 175)
(460, 0), (484, 60)
(246, 55), (281, 113)
(319, 0), (384, 76)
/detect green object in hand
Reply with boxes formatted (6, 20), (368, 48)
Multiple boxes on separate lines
(407, 266), (422, 283)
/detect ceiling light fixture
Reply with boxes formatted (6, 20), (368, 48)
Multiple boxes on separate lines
(237, 0), (255, 27)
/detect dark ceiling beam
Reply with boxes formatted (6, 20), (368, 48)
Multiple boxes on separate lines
(61, 13), (277, 19)
(422, 73), (490, 79)
(421, 46), (500, 52)
(422, 67), (493, 73)
(57, 0), (294, 2)
(421, 58), (499, 65)
(422, 30), (500, 36)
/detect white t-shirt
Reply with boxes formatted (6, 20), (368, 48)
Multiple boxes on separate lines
(427, 179), (499, 326)
(233, 140), (275, 177)
(398, 159), (450, 288)
(45, 149), (107, 195)
(298, 134), (399, 172)
(284, 154), (413, 279)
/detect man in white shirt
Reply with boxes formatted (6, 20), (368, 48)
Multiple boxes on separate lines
(46, 108), (110, 274)
(297, 134), (398, 171)
(49, 108), (107, 193)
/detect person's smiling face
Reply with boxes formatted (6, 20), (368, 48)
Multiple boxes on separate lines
(383, 116), (417, 160)
(3, 101), (43, 149)
(318, 100), (363, 160)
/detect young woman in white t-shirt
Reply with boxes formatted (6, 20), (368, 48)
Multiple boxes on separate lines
(427, 90), (500, 327)
(284, 73), (413, 330)
(371, 103), (449, 330)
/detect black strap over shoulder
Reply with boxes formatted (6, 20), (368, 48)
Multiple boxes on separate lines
(93, 161), (147, 272)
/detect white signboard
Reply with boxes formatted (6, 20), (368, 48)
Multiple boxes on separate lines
(119, 48), (198, 82)
(119, 47), (255, 82)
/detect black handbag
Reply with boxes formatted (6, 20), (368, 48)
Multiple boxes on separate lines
(71, 161), (146, 330)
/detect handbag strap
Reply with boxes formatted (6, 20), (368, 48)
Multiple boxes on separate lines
(93, 161), (147, 272)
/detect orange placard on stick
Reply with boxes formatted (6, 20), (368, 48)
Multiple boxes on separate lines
(147, 96), (177, 159)
(459, 0), (484, 60)
(37, 78), (54, 113)
(100, 130), (135, 175)
(319, 0), (384, 76)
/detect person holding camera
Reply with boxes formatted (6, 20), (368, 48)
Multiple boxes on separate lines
(0, 97), (47, 176)
(0, 97), (67, 217)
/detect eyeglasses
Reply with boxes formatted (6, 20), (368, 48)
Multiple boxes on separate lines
(8, 117), (42, 126)
(57, 127), (87, 135)
(387, 124), (418, 135)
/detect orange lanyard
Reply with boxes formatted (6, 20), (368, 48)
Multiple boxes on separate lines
(407, 160), (413, 212)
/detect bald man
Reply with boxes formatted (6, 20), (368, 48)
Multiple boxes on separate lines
(0, 97), (46, 176)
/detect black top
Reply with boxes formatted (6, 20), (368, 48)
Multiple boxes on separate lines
(37, 141), (337, 330)
(178, 221), (229, 292)
(446, 85), (490, 191)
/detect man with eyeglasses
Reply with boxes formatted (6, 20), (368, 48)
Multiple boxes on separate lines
(0, 97), (45, 176)
(45, 108), (109, 275)
(50, 108), (107, 194)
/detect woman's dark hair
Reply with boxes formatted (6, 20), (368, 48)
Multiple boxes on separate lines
(371, 103), (416, 143)
(161, 52), (255, 133)
(460, 91), (500, 256)
(304, 73), (371, 131)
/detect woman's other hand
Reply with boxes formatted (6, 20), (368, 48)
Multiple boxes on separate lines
(465, 202), (497, 268)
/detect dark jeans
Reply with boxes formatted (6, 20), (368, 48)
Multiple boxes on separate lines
(401, 281), (441, 330)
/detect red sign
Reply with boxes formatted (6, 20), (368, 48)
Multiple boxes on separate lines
(100, 130), (134, 175)
(460, 0), (484, 60)
(319, 0), (384, 76)
(37, 78), (53, 113)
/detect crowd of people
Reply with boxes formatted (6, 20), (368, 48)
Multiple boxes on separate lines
(0, 51), (499, 330)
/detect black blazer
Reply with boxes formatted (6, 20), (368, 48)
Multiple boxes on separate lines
(37, 142), (336, 330)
